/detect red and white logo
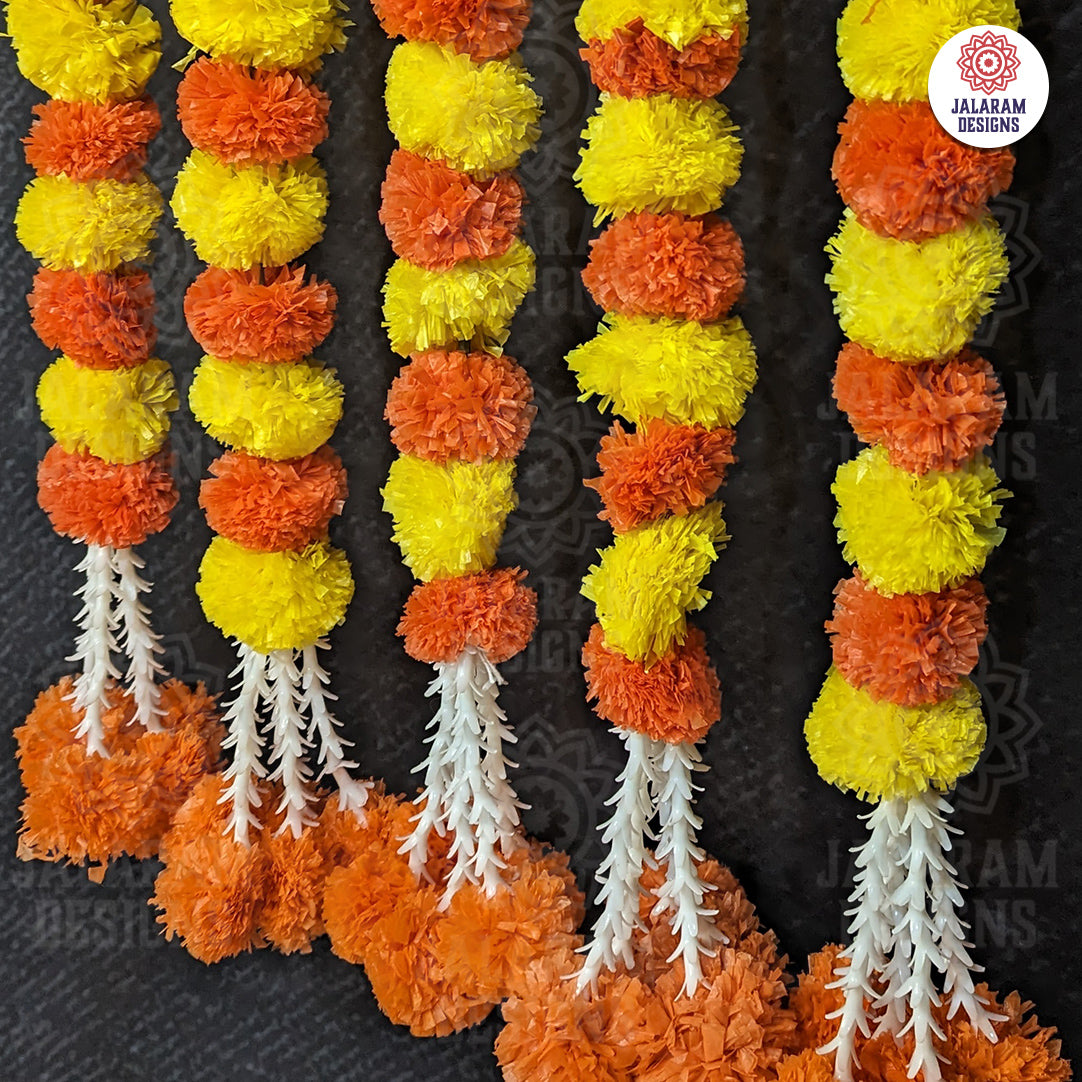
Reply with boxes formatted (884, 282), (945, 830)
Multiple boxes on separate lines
(957, 29), (1021, 94)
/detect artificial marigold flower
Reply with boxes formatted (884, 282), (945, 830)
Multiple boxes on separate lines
(372, 0), (530, 61)
(588, 419), (736, 533)
(178, 58), (330, 166)
(582, 19), (741, 99)
(385, 349), (535, 463)
(833, 342), (1005, 475)
(24, 97), (161, 182)
(29, 268), (157, 369)
(398, 567), (537, 663)
(184, 265), (336, 363)
(583, 211), (744, 322)
(380, 149), (523, 270)
(827, 572), (988, 706)
(37, 444), (178, 548)
(199, 446), (348, 553)
(16, 678), (222, 880)
(582, 623), (721, 743)
(834, 99), (1014, 241)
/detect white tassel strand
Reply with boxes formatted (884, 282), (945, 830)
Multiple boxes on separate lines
(68, 544), (121, 757)
(111, 545), (166, 731)
(651, 740), (725, 996)
(218, 643), (270, 847)
(576, 729), (660, 992)
(266, 649), (318, 838)
(299, 641), (371, 815)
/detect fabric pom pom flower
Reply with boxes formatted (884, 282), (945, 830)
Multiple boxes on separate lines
(29, 268), (156, 369)
(583, 211), (744, 322)
(397, 568), (537, 663)
(385, 349), (534, 462)
(184, 265), (337, 363)
(833, 342), (1005, 475)
(24, 97), (161, 182)
(575, 0), (747, 52)
(371, 0), (530, 61)
(827, 573), (988, 706)
(199, 446), (348, 552)
(178, 59), (330, 166)
(37, 445), (177, 548)
(380, 149), (524, 270)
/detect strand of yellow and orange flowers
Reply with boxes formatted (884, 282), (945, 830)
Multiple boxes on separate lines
(802, 1), (1022, 1078)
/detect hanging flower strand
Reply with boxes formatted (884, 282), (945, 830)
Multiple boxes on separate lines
(9, 0), (222, 878)
(778, 1), (1071, 1080)
(319, 0), (585, 1038)
(498, 0), (797, 1077)
(149, 0), (377, 962)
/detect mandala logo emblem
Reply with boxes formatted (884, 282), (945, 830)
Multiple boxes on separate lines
(957, 30), (1021, 94)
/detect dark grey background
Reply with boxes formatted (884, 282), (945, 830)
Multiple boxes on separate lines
(0, 1), (1078, 1078)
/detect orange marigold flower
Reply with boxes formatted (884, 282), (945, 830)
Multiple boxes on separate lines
(789, 948), (1071, 1081)
(583, 623), (721, 743)
(386, 348), (534, 463)
(582, 20), (742, 99)
(834, 342), (1005, 475)
(184, 265), (336, 363)
(37, 444), (177, 548)
(775, 1050), (835, 1081)
(828, 573), (988, 706)
(199, 446), (347, 553)
(582, 211), (744, 323)
(15, 679), (222, 880)
(588, 419), (736, 533)
(372, 0), (529, 61)
(178, 58), (330, 166)
(379, 149), (524, 270)
(24, 98), (160, 182)
(833, 100), (1014, 241)
(398, 568), (537, 663)
(154, 776), (360, 963)
(30, 268), (156, 369)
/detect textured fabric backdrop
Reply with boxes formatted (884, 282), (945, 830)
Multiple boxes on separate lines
(0, 1), (1078, 1078)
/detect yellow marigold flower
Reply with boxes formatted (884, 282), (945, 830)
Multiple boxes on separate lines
(7, 0), (160, 103)
(583, 504), (729, 665)
(827, 209), (1008, 362)
(838, 0), (1020, 102)
(834, 445), (1009, 596)
(171, 0), (348, 71)
(16, 174), (161, 273)
(567, 313), (756, 428)
(382, 240), (535, 356)
(38, 356), (176, 465)
(189, 356), (343, 460)
(577, 94), (742, 222)
(386, 42), (541, 177)
(805, 668), (986, 801)
(197, 537), (354, 653)
(576, 0), (746, 50)
(382, 455), (518, 582)
(172, 151), (328, 270)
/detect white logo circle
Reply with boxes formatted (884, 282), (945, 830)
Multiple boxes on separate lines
(928, 25), (1048, 149)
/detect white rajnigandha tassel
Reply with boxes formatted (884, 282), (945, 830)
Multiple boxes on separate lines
(218, 643), (270, 847)
(299, 640), (371, 814)
(824, 791), (1002, 1082)
(266, 649), (318, 838)
(401, 647), (525, 903)
(68, 544), (121, 758)
(576, 729), (660, 992)
(111, 545), (166, 731)
(651, 740), (725, 995)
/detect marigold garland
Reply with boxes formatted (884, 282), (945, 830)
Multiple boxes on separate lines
(10, 0), (216, 876)
(802, 2), (1064, 1079)
(317, 0), (583, 1038)
(152, 0), (370, 963)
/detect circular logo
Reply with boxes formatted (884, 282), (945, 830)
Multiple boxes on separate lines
(928, 25), (1048, 148)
